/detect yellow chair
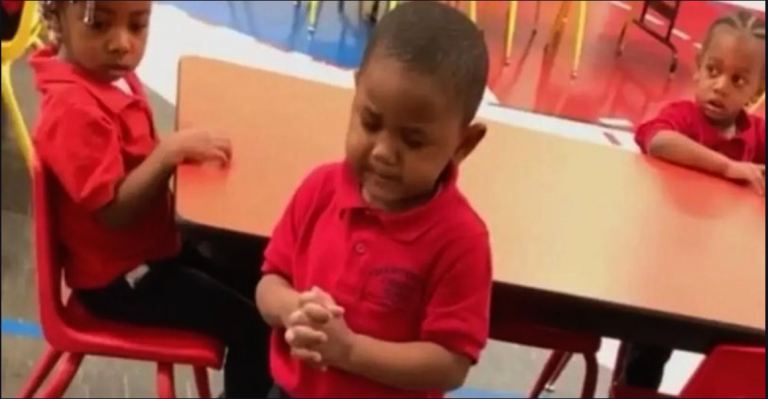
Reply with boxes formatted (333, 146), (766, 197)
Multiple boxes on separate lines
(547, 0), (587, 79)
(504, 1), (586, 78)
(504, 1), (541, 64)
(302, 1), (399, 32)
(2, 0), (43, 168)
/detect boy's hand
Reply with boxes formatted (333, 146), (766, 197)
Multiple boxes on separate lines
(723, 161), (765, 196)
(284, 287), (355, 369)
(162, 129), (232, 166)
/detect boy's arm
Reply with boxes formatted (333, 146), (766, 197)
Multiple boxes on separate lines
(256, 273), (300, 328)
(35, 104), (176, 228)
(341, 335), (471, 392)
(644, 130), (733, 176)
(340, 231), (492, 392)
(255, 166), (335, 326)
(635, 102), (735, 175)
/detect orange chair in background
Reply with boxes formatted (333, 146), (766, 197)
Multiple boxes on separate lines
(17, 156), (225, 398)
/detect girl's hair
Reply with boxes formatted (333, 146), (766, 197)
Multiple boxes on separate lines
(38, 1), (94, 44)
(702, 11), (766, 95)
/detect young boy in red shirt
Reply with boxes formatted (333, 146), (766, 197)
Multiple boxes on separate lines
(627, 11), (765, 390)
(636, 11), (766, 195)
(32, 2), (270, 397)
(255, 2), (493, 398)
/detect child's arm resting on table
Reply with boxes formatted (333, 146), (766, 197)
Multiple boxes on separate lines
(642, 130), (733, 176)
(35, 103), (229, 228)
(340, 231), (493, 392)
(635, 102), (733, 175)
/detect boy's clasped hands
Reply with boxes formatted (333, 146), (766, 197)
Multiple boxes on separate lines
(283, 287), (357, 370)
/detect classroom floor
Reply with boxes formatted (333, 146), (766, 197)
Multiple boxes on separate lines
(2, 0), (763, 397)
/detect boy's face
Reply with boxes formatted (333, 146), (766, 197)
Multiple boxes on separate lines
(346, 55), (485, 211)
(58, 1), (151, 82)
(695, 26), (764, 125)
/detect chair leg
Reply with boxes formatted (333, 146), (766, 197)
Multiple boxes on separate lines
(17, 348), (63, 398)
(545, 352), (573, 393)
(581, 352), (599, 399)
(307, 0), (320, 32)
(571, 0), (587, 78)
(193, 367), (212, 398)
(610, 341), (629, 385)
(529, 350), (568, 398)
(1, 61), (33, 169)
(34, 353), (84, 398)
(157, 363), (177, 398)
(468, 1), (477, 23)
(504, 1), (519, 65)
(545, 0), (572, 52)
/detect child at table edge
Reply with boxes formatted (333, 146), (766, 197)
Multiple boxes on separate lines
(635, 10), (766, 196)
(30, 1), (271, 397)
(624, 10), (765, 391)
(255, 2), (493, 398)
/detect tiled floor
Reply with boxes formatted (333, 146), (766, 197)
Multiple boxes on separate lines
(1, 55), (612, 398)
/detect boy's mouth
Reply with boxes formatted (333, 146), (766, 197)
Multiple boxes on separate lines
(704, 99), (726, 114)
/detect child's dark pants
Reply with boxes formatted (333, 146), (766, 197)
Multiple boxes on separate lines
(75, 238), (271, 398)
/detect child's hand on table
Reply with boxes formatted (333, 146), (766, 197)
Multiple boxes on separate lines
(284, 287), (356, 370)
(723, 161), (765, 196)
(162, 128), (232, 166)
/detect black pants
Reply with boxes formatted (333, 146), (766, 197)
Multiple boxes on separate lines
(1, 6), (21, 42)
(619, 343), (673, 389)
(75, 238), (271, 398)
(267, 385), (291, 399)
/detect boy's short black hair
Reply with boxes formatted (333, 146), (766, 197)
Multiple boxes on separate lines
(701, 10), (765, 91)
(360, 1), (489, 124)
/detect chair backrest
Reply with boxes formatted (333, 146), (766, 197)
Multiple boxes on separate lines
(681, 346), (765, 398)
(1, 0), (40, 62)
(31, 154), (67, 343)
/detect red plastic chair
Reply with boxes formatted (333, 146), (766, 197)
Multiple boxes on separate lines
(18, 155), (225, 398)
(611, 346), (766, 398)
(492, 321), (601, 398)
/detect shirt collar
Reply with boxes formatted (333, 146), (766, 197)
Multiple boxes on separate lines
(30, 46), (146, 114)
(334, 161), (461, 242)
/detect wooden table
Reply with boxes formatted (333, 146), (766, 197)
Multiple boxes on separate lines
(176, 56), (766, 352)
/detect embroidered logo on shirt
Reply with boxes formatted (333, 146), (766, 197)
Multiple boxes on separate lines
(363, 266), (424, 311)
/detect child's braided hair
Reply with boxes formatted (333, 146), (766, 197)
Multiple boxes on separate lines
(38, 0), (95, 44)
(702, 10), (766, 95)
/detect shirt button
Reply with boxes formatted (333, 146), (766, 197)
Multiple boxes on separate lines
(354, 242), (366, 255)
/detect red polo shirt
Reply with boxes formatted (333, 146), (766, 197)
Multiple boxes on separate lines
(1, 1), (23, 14)
(263, 162), (492, 398)
(31, 46), (180, 289)
(636, 101), (766, 163)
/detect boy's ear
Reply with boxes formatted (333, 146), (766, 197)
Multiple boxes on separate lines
(453, 122), (487, 164)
